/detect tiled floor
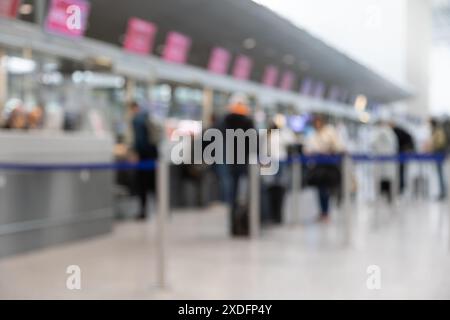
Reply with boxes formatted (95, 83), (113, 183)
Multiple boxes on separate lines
(1, 195), (450, 299)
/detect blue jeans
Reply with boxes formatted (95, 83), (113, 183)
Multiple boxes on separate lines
(214, 164), (232, 203)
(317, 187), (330, 216)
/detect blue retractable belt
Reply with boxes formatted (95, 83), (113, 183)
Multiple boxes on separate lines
(0, 160), (157, 171)
(0, 153), (446, 171)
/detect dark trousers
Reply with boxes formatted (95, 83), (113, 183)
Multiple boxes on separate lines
(136, 155), (156, 218)
(380, 179), (392, 203)
(228, 165), (248, 229)
(399, 164), (405, 194)
(437, 161), (447, 199)
(317, 186), (330, 216)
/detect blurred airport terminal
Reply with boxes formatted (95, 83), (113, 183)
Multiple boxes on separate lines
(1, 0), (450, 300)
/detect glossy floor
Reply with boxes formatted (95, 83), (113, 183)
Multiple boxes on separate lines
(0, 195), (449, 299)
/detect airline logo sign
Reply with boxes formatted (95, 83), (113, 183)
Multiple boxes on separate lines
(45, 0), (90, 38)
(208, 47), (231, 75)
(262, 65), (279, 87)
(124, 17), (157, 55)
(232, 55), (252, 80)
(163, 31), (192, 64)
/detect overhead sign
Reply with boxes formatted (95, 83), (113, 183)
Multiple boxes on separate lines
(327, 85), (341, 101)
(312, 81), (326, 98)
(162, 31), (192, 64)
(123, 17), (157, 55)
(300, 77), (314, 96)
(232, 55), (252, 80)
(0, 0), (20, 18)
(279, 71), (295, 91)
(45, 0), (90, 38)
(208, 47), (231, 75)
(262, 65), (278, 87)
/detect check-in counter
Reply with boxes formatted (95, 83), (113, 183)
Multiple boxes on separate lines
(0, 132), (115, 258)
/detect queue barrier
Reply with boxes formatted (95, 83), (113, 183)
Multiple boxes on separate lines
(0, 160), (157, 171)
(0, 153), (448, 288)
(284, 152), (447, 165)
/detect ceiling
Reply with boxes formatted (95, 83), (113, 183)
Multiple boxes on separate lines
(20, 0), (411, 104)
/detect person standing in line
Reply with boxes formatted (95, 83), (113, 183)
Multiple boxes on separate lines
(427, 118), (447, 201)
(305, 115), (345, 223)
(371, 120), (398, 203)
(223, 94), (255, 235)
(391, 122), (415, 195)
(128, 101), (158, 220)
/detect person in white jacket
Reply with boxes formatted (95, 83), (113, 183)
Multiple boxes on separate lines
(305, 115), (345, 222)
(370, 120), (398, 203)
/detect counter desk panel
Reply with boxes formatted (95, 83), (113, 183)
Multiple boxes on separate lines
(0, 132), (115, 258)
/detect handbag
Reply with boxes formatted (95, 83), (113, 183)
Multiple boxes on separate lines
(305, 164), (341, 187)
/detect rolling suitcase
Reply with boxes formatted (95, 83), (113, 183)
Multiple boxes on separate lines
(231, 175), (250, 237)
(268, 184), (286, 224)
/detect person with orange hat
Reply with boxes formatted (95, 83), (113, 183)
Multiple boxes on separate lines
(222, 93), (255, 236)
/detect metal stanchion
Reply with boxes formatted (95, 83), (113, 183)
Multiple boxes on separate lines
(249, 155), (260, 239)
(342, 154), (353, 246)
(373, 160), (381, 217)
(156, 157), (169, 288)
(291, 155), (301, 224)
(391, 157), (399, 208)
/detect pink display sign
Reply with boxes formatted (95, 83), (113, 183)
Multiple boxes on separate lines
(123, 18), (157, 55)
(45, 0), (90, 38)
(279, 71), (295, 91)
(0, 0), (20, 18)
(208, 47), (231, 75)
(162, 31), (192, 64)
(232, 55), (253, 80)
(262, 65), (279, 87)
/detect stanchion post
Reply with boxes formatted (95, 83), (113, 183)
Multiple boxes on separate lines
(291, 154), (301, 224)
(391, 156), (399, 207)
(342, 154), (353, 246)
(249, 155), (260, 239)
(156, 152), (169, 288)
(373, 159), (381, 217)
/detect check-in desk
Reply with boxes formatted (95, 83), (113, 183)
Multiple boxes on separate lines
(0, 132), (114, 258)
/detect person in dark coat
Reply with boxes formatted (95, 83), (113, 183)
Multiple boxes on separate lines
(391, 123), (415, 195)
(222, 94), (255, 235)
(128, 101), (158, 220)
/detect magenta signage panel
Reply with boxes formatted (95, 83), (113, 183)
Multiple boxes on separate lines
(208, 47), (231, 75)
(262, 65), (279, 87)
(162, 31), (192, 64)
(232, 55), (253, 80)
(279, 71), (295, 91)
(123, 17), (157, 55)
(0, 0), (20, 18)
(45, 0), (90, 38)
